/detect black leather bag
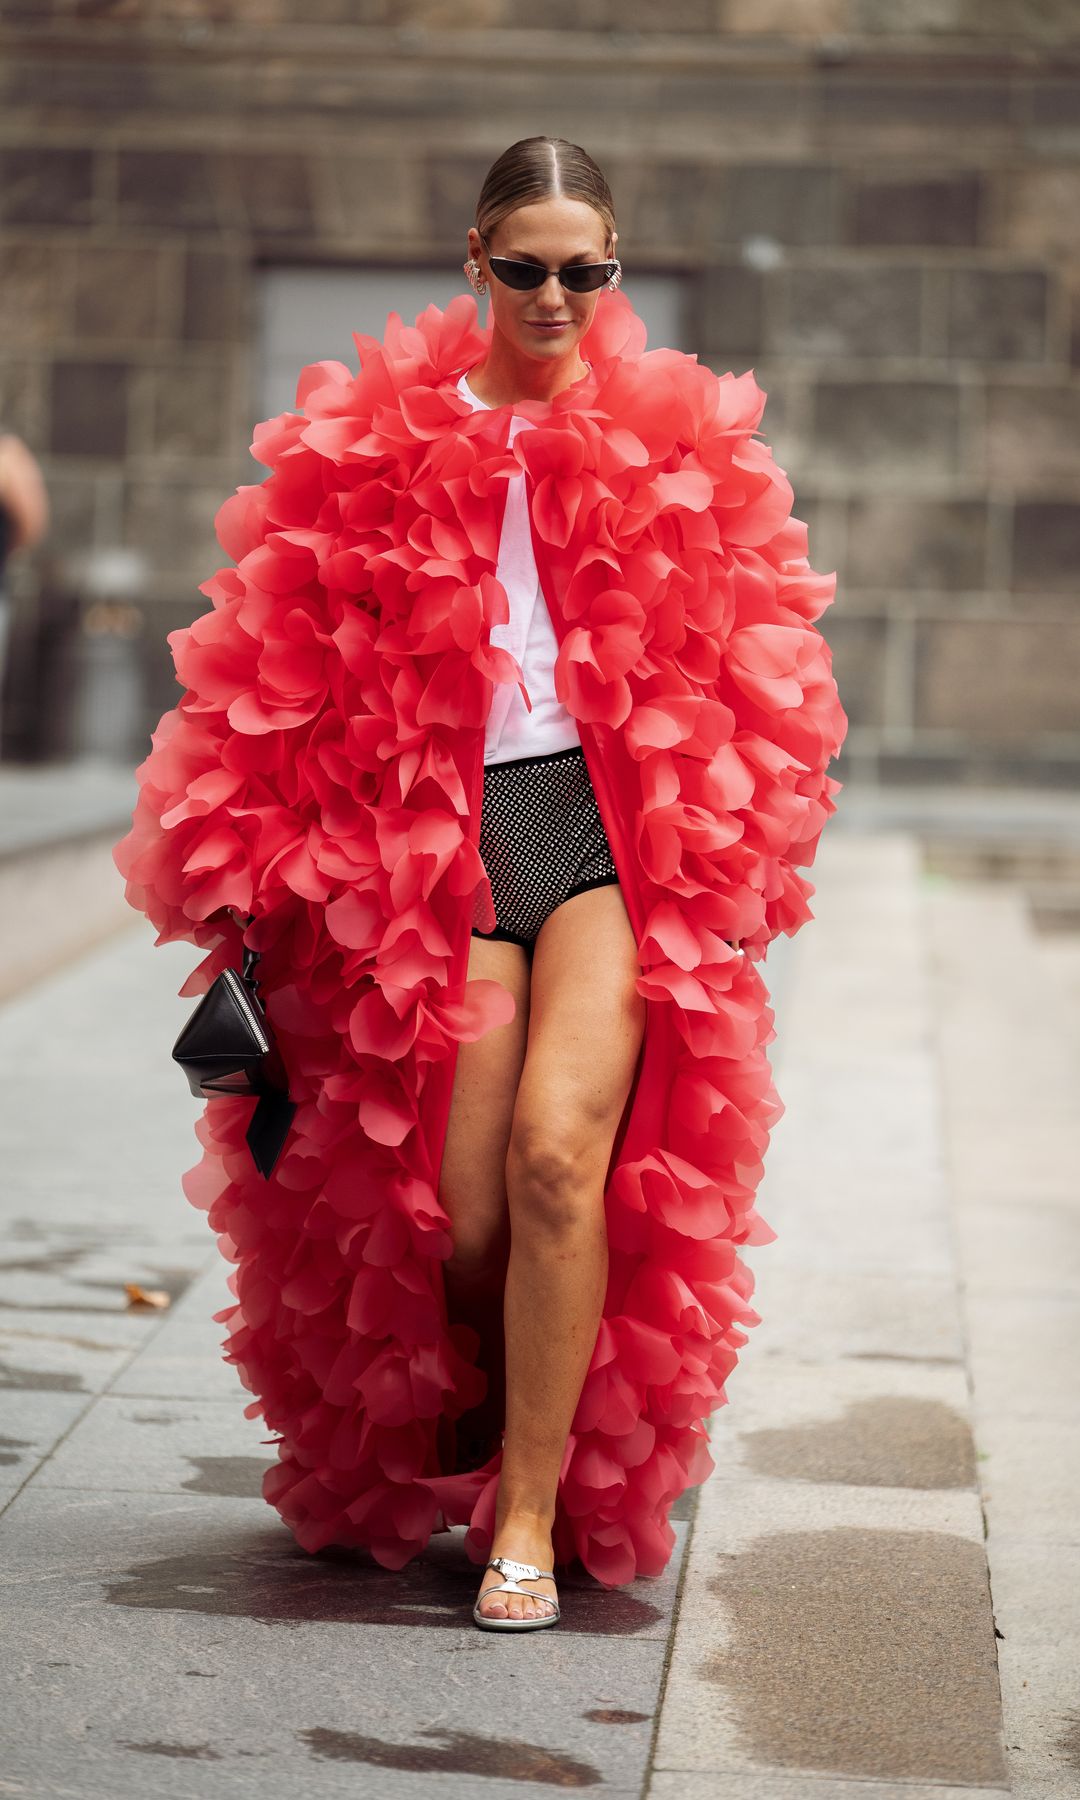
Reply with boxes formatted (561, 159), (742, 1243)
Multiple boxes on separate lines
(171, 919), (295, 1179)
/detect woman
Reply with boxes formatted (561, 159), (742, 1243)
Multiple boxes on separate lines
(0, 427), (49, 750)
(113, 136), (847, 1634)
(444, 171), (642, 1629)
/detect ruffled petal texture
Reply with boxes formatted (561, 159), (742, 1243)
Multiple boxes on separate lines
(112, 289), (847, 1587)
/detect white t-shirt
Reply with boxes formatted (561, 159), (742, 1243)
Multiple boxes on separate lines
(456, 369), (581, 766)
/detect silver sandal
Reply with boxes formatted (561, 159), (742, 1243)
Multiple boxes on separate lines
(472, 1556), (561, 1632)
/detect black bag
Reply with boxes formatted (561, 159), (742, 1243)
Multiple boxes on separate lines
(171, 918), (296, 1179)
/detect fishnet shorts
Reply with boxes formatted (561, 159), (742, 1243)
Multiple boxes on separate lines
(470, 743), (621, 951)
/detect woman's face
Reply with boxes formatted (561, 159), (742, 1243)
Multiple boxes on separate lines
(467, 197), (617, 367)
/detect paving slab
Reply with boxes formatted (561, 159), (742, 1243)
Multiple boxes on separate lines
(0, 1306), (169, 1398)
(0, 919), (693, 1800)
(650, 831), (1013, 1796)
(652, 1477), (1002, 1787)
(706, 1353), (977, 1492)
(0, 1388), (92, 1487)
(0, 757), (136, 856)
(963, 1291), (1080, 1426)
(743, 1264), (966, 1366)
(971, 1417), (1080, 1544)
(927, 880), (1080, 1800)
(0, 1486), (678, 1800)
(109, 1315), (251, 1402)
(981, 1537), (1080, 1800)
(0, 922), (213, 1230)
(951, 1191), (1080, 1297)
(4, 809), (1078, 1798)
(29, 1394), (274, 1498)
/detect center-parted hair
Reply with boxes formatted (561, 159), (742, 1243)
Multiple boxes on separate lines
(475, 136), (616, 254)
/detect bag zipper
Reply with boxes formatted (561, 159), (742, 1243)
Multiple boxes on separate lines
(220, 965), (271, 1053)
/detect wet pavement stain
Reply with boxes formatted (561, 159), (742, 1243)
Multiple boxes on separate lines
(0, 1324), (136, 1348)
(0, 1354), (87, 1392)
(704, 1526), (1008, 1785)
(0, 1433), (32, 1465)
(0, 1234), (198, 1289)
(1058, 1711), (1080, 1769)
(0, 1245), (101, 1278)
(582, 1709), (650, 1725)
(103, 1537), (661, 1635)
(299, 1724), (601, 1786)
(741, 1395), (976, 1488)
(118, 1740), (224, 1760)
(0, 1223), (199, 1304)
(0, 1230), (201, 1315)
(180, 1455), (269, 1500)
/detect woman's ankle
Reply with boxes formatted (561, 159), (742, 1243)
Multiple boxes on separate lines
(492, 1502), (555, 1548)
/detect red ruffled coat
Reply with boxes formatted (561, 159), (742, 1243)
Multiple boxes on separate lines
(112, 288), (848, 1586)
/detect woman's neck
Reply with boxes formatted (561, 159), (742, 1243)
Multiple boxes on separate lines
(465, 343), (590, 409)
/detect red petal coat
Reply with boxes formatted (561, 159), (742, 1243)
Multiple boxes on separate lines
(112, 289), (848, 1586)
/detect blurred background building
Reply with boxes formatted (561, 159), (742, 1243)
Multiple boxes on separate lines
(0, 0), (1078, 796)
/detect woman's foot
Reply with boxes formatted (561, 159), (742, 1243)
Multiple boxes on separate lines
(474, 1515), (559, 1623)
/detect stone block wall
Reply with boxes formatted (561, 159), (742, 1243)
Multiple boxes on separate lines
(0, 1), (1077, 784)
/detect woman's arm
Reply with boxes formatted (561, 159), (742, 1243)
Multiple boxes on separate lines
(0, 434), (49, 553)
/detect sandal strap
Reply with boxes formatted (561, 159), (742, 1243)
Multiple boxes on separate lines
(478, 1578), (559, 1610)
(486, 1555), (555, 1583)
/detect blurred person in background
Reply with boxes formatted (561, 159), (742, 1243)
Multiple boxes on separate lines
(0, 427), (49, 752)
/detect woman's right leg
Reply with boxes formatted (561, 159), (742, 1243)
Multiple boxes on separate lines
(437, 930), (532, 1463)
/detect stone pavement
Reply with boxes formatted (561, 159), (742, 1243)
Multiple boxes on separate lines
(1, 791), (1077, 1799)
(653, 826), (1080, 1800)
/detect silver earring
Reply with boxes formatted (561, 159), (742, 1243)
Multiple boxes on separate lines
(463, 257), (487, 295)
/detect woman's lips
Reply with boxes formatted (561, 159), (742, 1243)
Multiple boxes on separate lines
(527, 321), (571, 331)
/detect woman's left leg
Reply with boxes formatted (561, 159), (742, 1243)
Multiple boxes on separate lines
(474, 879), (645, 1623)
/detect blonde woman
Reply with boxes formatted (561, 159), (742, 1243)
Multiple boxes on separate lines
(114, 136), (847, 1635)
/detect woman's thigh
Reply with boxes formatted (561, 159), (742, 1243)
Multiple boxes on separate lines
(508, 883), (645, 1207)
(438, 932), (532, 1267)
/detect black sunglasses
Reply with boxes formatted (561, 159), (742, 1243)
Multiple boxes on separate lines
(478, 231), (620, 295)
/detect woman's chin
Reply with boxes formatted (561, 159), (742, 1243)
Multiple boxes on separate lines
(516, 327), (580, 356)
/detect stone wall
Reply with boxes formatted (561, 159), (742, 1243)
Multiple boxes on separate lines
(1, 3), (1077, 783)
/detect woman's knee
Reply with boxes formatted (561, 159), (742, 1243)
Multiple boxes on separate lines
(505, 1119), (604, 1238)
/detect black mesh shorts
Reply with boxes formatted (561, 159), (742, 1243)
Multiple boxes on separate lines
(470, 743), (621, 951)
